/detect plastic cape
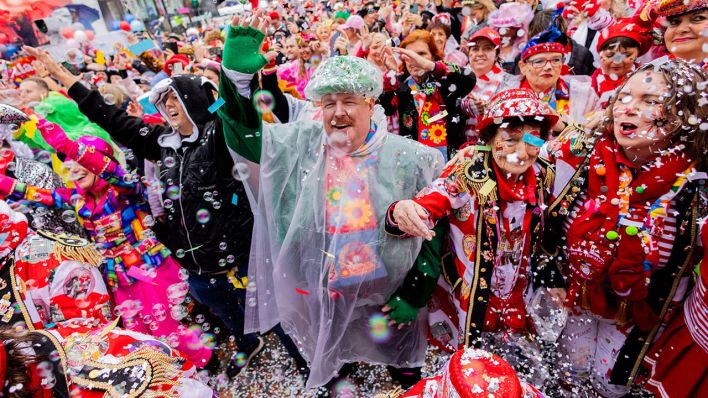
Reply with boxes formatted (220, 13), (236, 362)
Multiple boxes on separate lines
(232, 107), (444, 388)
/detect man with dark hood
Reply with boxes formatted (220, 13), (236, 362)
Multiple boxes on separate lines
(22, 46), (266, 370)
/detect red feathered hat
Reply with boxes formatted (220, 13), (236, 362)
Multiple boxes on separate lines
(655, 0), (707, 17)
(477, 88), (559, 134)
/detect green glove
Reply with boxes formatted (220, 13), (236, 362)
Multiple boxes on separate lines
(385, 296), (419, 325)
(222, 25), (268, 74)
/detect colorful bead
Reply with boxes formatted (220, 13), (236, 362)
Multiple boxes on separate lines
(635, 186), (645, 194)
(596, 166), (606, 176)
(626, 226), (639, 236)
(606, 230), (619, 240)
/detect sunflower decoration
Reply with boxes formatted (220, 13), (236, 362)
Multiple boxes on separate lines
(343, 198), (376, 230)
(428, 124), (447, 145)
(326, 186), (342, 205)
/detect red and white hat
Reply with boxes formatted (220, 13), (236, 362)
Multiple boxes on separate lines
(596, 17), (653, 56)
(432, 12), (453, 26)
(477, 88), (559, 134)
(655, 0), (707, 17)
(469, 27), (502, 47)
(400, 348), (526, 398)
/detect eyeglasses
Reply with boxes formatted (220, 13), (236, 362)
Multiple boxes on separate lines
(527, 57), (563, 69)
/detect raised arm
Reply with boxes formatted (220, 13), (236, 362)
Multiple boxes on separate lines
(38, 119), (143, 196)
(0, 173), (72, 209)
(22, 46), (165, 161)
(218, 10), (276, 164)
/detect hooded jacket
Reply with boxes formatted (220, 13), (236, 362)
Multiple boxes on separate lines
(67, 75), (253, 274)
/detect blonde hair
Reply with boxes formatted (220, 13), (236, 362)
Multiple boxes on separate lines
(98, 84), (128, 107)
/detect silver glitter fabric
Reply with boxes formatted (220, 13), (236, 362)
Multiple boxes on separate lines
(304, 55), (383, 101)
(12, 157), (87, 237)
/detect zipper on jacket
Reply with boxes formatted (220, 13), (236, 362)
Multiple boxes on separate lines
(177, 149), (202, 274)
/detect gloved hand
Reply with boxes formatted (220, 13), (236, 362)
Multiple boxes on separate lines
(382, 296), (419, 327)
(223, 12), (269, 74)
(0, 174), (17, 198)
(36, 118), (78, 159)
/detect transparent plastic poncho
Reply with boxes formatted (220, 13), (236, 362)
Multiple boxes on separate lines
(243, 107), (444, 388)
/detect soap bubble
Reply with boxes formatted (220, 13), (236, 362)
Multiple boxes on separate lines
(196, 208), (211, 224)
(36, 151), (52, 163)
(253, 90), (275, 114)
(164, 156), (177, 168)
(166, 186), (180, 200)
(61, 210), (76, 223)
(103, 93), (116, 106)
(368, 313), (391, 343)
(231, 162), (250, 181)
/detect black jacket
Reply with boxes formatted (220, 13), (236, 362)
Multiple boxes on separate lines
(379, 62), (475, 157)
(67, 76), (253, 274)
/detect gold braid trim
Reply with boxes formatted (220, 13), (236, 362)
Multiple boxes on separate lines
(557, 123), (590, 155)
(72, 346), (181, 398)
(37, 230), (104, 267)
(455, 151), (498, 205)
(374, 386), (404, 398)
(543, 162), (556, 191)
(52, 243), (103, 267)
(615, 300), (629, 325)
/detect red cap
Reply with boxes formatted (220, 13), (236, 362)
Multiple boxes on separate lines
(597, 18), (653, 56)
(163, 54), (190, 77)
(469, 27), (502, 48)
(477, 88), (559, 134)
(447, 349), (523, 398)
(268, 11), (280, 20)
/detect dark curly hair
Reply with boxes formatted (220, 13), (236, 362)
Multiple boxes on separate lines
(601, 59), (708, 170)
(1, 328), (42, 398)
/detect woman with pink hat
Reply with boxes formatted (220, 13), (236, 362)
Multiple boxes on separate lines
(0, 119), (214, 370)
(487, 2), (535, 73)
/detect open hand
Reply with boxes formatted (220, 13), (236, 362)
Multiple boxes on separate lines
(393, 47), (435, 78)
(392, 200), (435, 240)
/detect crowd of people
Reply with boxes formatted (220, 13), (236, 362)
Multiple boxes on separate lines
(0, 0), (706, 397)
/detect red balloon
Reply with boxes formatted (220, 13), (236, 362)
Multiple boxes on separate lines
(85, 30), (95, 41)
(119, 21), (131, 32)
(61, 27), (75, 39)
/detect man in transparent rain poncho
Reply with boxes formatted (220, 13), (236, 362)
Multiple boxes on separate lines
(217, 13), (445, 390)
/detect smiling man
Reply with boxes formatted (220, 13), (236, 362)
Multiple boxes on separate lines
(218, 13), (444, 393)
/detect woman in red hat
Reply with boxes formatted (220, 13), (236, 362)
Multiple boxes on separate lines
(655, 0), (707, 65)
(591, 17), (653, 107)
(459, 27), (520, 140)
(518, 11), (600, 130)
(541, 58), (707, 396)
(385, 88), (565, 356)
